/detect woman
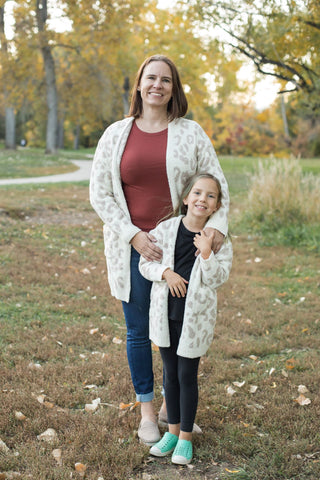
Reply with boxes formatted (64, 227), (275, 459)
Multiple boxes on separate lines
(90, 54), (229, 446)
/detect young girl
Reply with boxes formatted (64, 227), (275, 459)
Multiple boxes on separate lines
(139, 173), (233, 465)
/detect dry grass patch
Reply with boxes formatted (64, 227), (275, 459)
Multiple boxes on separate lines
(0, 183), (320, 480)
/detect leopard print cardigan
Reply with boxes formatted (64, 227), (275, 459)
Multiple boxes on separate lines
(139, 216), (233, 359)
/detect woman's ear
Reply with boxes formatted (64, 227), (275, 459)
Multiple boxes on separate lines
(183, 197), (188, 205)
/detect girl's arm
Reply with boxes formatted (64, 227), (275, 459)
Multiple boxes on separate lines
(195, 239), (233, 290)
(139, 228), (169, 281)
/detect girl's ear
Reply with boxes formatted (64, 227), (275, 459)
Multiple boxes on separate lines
(183, 196), (188, 205)
(215, 201), (221, 211)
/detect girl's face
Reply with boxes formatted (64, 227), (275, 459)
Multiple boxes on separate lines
(183, 177), (221, 223)
(138, 61), (173, 111)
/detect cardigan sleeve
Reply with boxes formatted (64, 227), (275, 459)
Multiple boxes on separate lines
(194, 122), (229, 236)
(199, 240), (233, 289)
(89, 124), (141, 244)
(138, 226), (171, 282)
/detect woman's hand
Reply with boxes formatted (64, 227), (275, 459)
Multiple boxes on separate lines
(162, 269), (188, 298)
(130, 231), (163, 262)
(203, 227), (225, 254)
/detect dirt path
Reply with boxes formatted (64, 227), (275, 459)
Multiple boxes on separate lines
(0, 159), (92, 185)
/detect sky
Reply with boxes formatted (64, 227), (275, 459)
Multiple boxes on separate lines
(4, 0), (279, 110)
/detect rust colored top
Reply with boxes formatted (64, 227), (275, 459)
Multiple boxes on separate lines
(120, 121), (172, 231)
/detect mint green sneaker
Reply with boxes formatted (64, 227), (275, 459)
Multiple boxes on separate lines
(171, 439), (193, 465)
(150, 432), (179, 457)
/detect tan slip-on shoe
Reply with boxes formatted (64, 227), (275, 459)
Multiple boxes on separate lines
(138, 419), (161, 446)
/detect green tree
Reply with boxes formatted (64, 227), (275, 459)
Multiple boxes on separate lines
(191, 0), (320, 114)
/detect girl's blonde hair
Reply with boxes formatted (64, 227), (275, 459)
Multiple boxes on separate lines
(169, 173), (222, 219)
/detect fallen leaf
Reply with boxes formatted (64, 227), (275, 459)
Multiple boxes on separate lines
(129, 401), (140, 411)
(89, 328), (99, 335)
(112, 337), (122, 344)
(14, 411), (27, 421)
(246, 403), (264, 410)
(298, 385), (309, 394)
(226, 386), (236, 396)
(249, 385), (258, 393)
(294, 394), (311, 406)
(52, 448), (62, 466)
(75, 462), (86, 476)
(241, 422), (250, 428)
(225, 468), (240, 473)
(0, 438), (10, 453)
(37, 428), (58, 443)
(81, 268), (91, 275)
(85, 398), (101, 413)
(36, 394), (46, 404)
(233, 381), (245, 388)
(119, 402), (134, 410)
(286, 358), (296, 370)
(28, 362), (42, 370)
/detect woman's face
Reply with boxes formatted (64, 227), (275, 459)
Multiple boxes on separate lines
(138, 61), (173, 111)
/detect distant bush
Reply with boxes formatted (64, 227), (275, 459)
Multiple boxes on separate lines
(243, 156), (320, 250)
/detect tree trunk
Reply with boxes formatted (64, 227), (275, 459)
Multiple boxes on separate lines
(36, 0), (58, 154)
(1, 4), (16, 149)
(43, 46), (58, 153)
(57, 116), (64, 149)
(5, 107), (16, 149)
(73, 124), (80, 150)
(281, 95), (291, 144)
(122, 76), (130, 116)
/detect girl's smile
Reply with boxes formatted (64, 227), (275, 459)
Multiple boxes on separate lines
(183, 177), (221, 230)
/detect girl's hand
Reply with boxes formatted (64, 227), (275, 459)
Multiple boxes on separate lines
(194, 230), (214, 259)
(162, 269), (188, 298)
(130, 231), (163, 262)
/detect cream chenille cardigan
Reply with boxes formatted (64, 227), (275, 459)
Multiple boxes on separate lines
(139, 216), (233, 358)
(90, 116), (229, 303)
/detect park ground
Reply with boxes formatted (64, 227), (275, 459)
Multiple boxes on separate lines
(0, 154), (319, 480)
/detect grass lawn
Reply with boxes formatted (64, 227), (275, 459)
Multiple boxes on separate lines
(0, 158), (319, 479)
(0, 147), (93, 179)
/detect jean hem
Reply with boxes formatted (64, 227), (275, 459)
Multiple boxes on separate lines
(136, 391), (154, 403)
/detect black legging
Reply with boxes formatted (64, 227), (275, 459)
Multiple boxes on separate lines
(160, 320), (200, 433)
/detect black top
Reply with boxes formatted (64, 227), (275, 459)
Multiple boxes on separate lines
(168, 220), (199, 322)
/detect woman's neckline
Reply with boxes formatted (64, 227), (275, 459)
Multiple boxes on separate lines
(134, 118), (168, 134)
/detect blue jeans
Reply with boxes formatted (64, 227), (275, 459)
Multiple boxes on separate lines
(122, 247), (154, 403)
